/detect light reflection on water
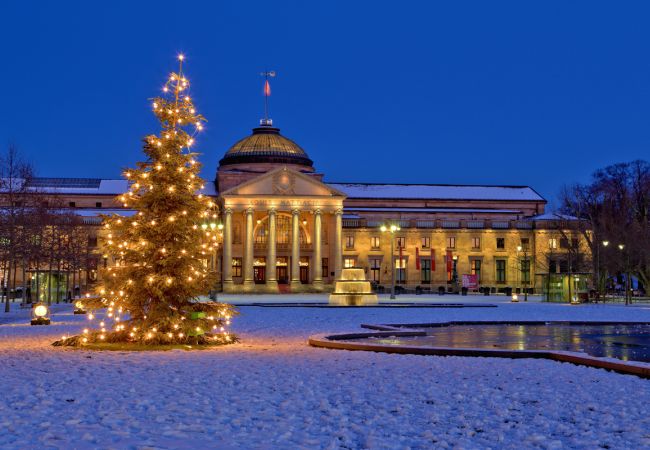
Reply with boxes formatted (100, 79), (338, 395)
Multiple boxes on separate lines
(361, 324), (650, 363)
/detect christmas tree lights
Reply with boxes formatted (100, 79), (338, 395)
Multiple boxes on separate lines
(55, 55), (237, 347)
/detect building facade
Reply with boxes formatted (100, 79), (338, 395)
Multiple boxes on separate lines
(18, 120), (589, 297)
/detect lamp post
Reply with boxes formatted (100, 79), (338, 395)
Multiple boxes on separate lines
(598, 240), (609, 298)
(618, 244), (630, 305)
(381, 223), (401, 299)
(516, 244), (529, 302)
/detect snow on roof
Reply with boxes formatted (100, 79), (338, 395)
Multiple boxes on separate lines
(73, 209), (137, 217)
(329, 183), (545, 201)
(23, 178), (218, 196)
(527, 212), (579, 221)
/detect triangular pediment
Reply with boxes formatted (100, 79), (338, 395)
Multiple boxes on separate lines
(220, 166), (346, 198)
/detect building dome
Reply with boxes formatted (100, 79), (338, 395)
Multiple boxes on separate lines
(218, 124), (314, 169)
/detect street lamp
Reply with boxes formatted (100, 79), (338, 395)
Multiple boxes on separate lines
(597, 240), (609, 298)
(516, 244), (529, 302)
(381, 223), (401, 299)
(617, 244), (630, 305)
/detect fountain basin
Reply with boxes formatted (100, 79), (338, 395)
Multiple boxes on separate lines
(329, 268), (378, 306)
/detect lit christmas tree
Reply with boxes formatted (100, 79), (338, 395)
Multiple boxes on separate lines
(56, 55), (236, 347)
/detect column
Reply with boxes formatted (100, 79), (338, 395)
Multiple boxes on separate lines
(222, 208), (233, 291)
(243, 207), (254, 290)
(312, 209), (323, 289)
(266, 209), (278, 291)
(334, 208), (343, 280)
(290, 209), (301, 289)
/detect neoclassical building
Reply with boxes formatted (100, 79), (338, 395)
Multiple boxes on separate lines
(26, 119), (587, 297)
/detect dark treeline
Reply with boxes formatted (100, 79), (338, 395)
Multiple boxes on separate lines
(0, 145), (96, 311)
(560, 159), (649, 303)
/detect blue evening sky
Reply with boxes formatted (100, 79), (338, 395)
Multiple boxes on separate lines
(1, 1), (649, 206)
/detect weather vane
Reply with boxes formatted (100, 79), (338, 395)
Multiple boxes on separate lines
(260, 71), (276, 126)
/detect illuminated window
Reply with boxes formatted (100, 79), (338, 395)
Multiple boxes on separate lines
(370, 236), (380, 249)
(421, 237), (430, 249)
(396, 237), (406, 248)
(447, 237), (456, 249)
(548, 238), (558, 250)
(370, 258), (381, 282)
(471, 259), (481, 282)
(232, 258), (242, 277)
(471, 237), (480, 249)
(395, 258), (407, 284)
(344, 258), (356, 268)
(345, 235), (354, 249)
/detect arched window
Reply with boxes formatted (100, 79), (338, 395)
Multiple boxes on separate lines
(254, 214), (307, 244)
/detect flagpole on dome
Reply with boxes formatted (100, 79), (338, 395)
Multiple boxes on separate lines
(260, 70), (275, 126)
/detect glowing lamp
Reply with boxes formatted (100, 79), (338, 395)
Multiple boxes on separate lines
(31, 303), (51, 325)
(73, 300), (87, 315)
(511, 294), (519, 303)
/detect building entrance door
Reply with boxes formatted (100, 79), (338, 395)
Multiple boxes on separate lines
(254, 266), (265, 284)
(300, 266), (309, 284)
(277, 267), (288, 284)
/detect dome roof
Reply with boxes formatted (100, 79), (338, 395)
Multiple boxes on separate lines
(219, 125), (313, 168)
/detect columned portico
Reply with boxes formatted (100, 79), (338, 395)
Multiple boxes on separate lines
(220, 166), (346, 293)
(266, 209), (278, 292)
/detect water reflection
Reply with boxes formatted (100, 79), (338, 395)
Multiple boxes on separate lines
(361, 324), (650, 363)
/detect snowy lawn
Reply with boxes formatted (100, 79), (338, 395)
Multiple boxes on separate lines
(1, 298), (650, 449)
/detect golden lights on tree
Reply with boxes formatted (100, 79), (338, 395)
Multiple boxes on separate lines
(55, 55), (236, 347)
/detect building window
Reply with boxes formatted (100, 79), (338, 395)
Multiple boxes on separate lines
(322, 258), (329, 277)
(471, 259), (481, 282)
(396, 237), (406, 248)
(560, 238), (569, 249)
(496, 259), (506, 283)
(549, 238), (558, 250)
(370, 236), (380, 249)
(232, 258), (242, 277)
(95, 202), (102, 208)
(521, 259), (531, 284)
(344, 258), (356, 268)
(421, 237), (430, 249)
(471, 237), (480, 249)
(395, 258), (407, 284)
(87, 236), (98, 248)
(69, 201), (76, 208)
(446, 237), (456, 249)
(370, 258), (381, 283)
(496, 237), (505, 250)
(345, 235), (354, 249)
(420, 258), (431, 284)
(520, 238), (530, 251)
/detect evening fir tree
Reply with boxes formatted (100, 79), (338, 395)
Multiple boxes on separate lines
(56, 56), (236, 347)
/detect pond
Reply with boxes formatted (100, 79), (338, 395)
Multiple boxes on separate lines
(359, 323), (650, 363)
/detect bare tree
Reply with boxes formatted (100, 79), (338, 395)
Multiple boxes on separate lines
(560, 160), (650, 303)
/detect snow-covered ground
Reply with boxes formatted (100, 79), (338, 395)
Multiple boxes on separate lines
(1, 297), (649, 449)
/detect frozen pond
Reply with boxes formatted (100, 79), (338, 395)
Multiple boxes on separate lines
(359, 323), (650, 363)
